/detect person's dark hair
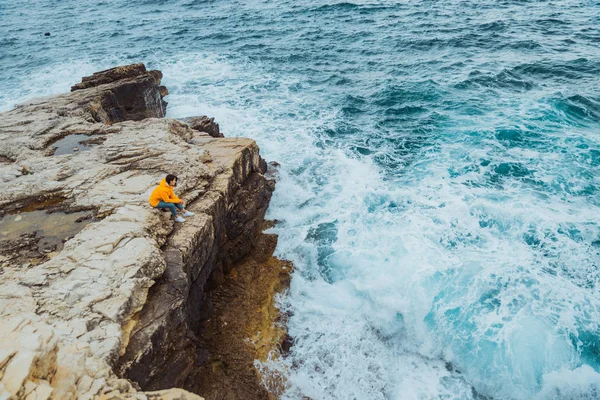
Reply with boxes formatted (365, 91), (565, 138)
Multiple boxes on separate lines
(166, 174), (178, 186)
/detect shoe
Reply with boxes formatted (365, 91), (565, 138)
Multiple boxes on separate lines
(182, 211), (195, 217)
(175, 216), (186, 223)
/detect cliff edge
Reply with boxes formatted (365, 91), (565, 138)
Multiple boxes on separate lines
(0, 64), (289, 399)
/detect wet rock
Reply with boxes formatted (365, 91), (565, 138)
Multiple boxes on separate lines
(50, 134), (98, 156)
(280, 333), (294, 355)
(189, 234), (292, 400)
(159, 85), (169, 97)
(259, 156), (268, 174)
(44, 32), (50, 36)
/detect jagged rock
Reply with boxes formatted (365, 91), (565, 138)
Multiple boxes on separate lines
(158, 86), (169, 97)
(72, 64), (148, 91)
(183, 116), (223, 138)
(0, 64), (279, 399)
(259, 156), (268, 174)
(70, 63), (167, 122)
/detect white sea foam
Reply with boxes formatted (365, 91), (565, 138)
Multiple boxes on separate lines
(161, 53), (600, 400)
(158, 53), (480, 399)
(538, 365), (600, 400)
(0, 61), (99, 112)
(3, 51), (600, 400)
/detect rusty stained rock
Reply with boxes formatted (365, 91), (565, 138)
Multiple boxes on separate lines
(189, 228), (292, 400)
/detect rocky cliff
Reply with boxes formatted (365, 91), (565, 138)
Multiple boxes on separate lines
(0, 64), (289, 400)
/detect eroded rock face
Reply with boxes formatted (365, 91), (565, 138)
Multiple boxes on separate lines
(116, 138), (276, 392)
(183, 116), (223, 138)
(72, 64), (148, 91)
(189, 230), (292, 400)
(0, 64), (277, 400)
(71, 63), (167, 122)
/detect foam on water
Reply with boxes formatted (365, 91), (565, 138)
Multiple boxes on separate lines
(160, 53), (600, 399)
(4, 49), (600, 400)
(1, 1), (600, 399)
(158, 53), (479, 399)
(160, 54), (595, 399)
(0, 61), (99, 112)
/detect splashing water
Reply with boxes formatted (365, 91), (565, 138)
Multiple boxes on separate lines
(1, 0), (600, 398)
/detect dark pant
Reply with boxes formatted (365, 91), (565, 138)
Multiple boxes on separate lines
(156, 201), (183, 217)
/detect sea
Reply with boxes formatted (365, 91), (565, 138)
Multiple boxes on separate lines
(1, 0), (600, 399)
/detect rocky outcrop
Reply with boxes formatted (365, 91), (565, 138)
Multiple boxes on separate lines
(183, 116), (223, 138)
(0, 65), (286, 399)
(71, 64), (167, 123)
(115, 138), (276, 391)
(188, 228), (292, 400)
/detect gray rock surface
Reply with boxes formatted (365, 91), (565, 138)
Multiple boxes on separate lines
(0, 64), (273, 400)
(182, 116), (223, 138)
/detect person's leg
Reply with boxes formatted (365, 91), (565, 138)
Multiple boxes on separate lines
(156, 201), (178, 217)
(177, 203), (195, 216)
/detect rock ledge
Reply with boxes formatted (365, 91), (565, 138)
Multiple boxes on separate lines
(0, 65), (287, 399)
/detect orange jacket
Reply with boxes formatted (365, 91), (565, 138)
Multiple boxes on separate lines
(149, 178), (181, 207)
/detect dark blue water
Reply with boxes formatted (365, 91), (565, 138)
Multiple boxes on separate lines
(2, 1), (600, 399)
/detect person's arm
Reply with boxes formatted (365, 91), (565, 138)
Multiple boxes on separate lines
(157, 187), (173, 203)
(168, 189), (181, 204)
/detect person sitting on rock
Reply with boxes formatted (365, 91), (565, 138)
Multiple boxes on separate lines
(149, 174), (195, 222)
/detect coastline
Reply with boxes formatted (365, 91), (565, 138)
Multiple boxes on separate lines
(0, 64), (290, 400)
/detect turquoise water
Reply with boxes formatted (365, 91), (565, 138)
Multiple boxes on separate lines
(2, 1), (600, 398)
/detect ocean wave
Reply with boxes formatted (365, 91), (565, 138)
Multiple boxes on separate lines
(513, 58), (600, 81)
(2, 1), (600, 398)
(455, 69), (536, 91)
